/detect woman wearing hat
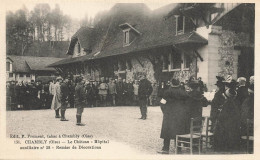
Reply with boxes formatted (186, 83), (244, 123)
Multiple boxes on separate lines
(210, 76), (226, 129)
(158, 79), (189, 154)
(51, 77), (63, 118)
(185, 80), (208, 133)
(213, 82), (241, 153)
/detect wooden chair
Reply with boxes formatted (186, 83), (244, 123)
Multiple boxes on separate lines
(241, 119), (254, 154)
(175, 117), (204, 155)
(201, 117), (214, 153)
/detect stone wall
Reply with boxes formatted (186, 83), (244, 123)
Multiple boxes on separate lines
(126, 56), (156, 83)
(206, 25), (250, 91)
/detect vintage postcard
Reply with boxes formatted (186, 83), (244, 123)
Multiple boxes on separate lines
(0, 0), (259, 159)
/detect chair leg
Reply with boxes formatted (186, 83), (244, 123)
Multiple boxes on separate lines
(247, 139), (249, 154)
(199, 138), (201, 155)
(190, 138), (193, 155)
(175, 136), (178, 154)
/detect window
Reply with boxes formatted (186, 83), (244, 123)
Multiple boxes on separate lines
(163, 51), (192, 72)
(183, 54), (192, 69)
(175, 15), (185, 35)
(9, 73), (13, 77)
(162, 54), (169, 71)
(77, 42), (81, 54)
(6, 62), (10, 71)
(26, 74), (30, 77)
(118, 60), (126, 71)
(126, 60), (132, 71)
(123, 30), (130, 46)
(20, 73), (24, 77)
(170, 51), (182, 70)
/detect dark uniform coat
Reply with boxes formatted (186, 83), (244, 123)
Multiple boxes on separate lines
(213, 97), (241, 153)
(15, 84), (25, 105)
(75, 83), (86, 105)
(138, 79), (153, 100)
(60, 83), (70, 104)
(160, 86), (189, 139)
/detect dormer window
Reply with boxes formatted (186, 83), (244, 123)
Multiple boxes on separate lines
(124, 29), (130, 46)
(119, 23), (141, 47)
(77, 42), (81, 54)
(175, 15), (185, 35)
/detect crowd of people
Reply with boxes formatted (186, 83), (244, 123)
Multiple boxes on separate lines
(6, 75), (182, 110)
(157, 75), (254, 154)
(6, 74), (254, 153)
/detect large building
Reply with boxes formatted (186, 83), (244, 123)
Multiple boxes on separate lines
(6, 55), (64, 82)
(50, 3), (254, 91)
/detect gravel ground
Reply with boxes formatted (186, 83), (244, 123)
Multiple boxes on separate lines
(6, 106), (211, 155)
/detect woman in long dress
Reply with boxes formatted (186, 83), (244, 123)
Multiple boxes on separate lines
(213, 88), (241, 153)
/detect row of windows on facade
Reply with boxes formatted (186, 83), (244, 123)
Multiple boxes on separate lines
(8, 73), (31, 78)
(65, 51), (191, 76)
(74, 15), (186, 57)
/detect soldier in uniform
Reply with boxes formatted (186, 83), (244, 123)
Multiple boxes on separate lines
(75, 77), (86, 125)
(138, 74), (153, 120)
(60, 77), (70, 121)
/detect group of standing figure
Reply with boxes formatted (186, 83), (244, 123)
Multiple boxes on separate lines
(157, 75), (254, 154)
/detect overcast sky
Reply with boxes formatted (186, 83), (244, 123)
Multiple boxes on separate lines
(5, 0), (172, 20)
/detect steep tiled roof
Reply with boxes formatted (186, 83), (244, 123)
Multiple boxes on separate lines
(7, 55), (64, 72)
(51, 3), (207, 67)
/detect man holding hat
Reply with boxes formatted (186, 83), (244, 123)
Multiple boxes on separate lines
(60, 77), (70, 121)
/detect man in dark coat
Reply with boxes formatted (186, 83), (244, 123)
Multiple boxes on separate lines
(158, 79), (189, 154)
(68, 77), (75, 108)
(240, 84), (254, 136)
(125, 80), (134, 106)
(75, 77), (86, 126)
(213, 88), (241, 153)
(15, 81), (25, 109)
(60, 77), (70, 121)
(185, 80), (208, 132)
(236, 77), (248, 108)
(138, 75), (152, 120)
(86, 81), (98, 107)
(116, 78), (125, 106)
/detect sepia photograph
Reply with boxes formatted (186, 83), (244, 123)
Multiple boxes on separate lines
(1, 0), (257, 159)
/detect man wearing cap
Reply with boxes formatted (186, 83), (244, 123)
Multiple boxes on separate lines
(97, 77), (108, 106)
(60, 77), (70, 121)
(75, 77), (86, 125)
(68, 76), (75, 108)
(138, 74), (153, 120)
(108, 78), (117, 106)
(51, 77), (63, 118)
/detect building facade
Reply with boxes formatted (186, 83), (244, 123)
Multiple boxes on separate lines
(6, 56), (63, 82)
(50, 3), (254, 91)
